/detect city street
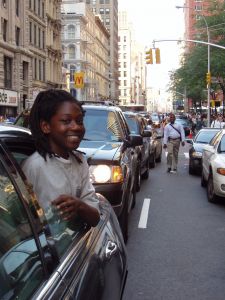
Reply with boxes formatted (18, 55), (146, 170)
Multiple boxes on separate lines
(124, 144), (225, 300)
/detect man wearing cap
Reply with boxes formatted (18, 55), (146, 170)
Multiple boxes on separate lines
(163, 113), (185, 173)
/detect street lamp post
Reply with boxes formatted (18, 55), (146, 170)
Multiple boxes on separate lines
(176, 6), (211, 126)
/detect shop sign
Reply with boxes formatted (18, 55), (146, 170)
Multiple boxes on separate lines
(0, 89), (18, 107)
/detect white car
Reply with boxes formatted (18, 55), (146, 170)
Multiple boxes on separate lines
(201, 129), (225, 202)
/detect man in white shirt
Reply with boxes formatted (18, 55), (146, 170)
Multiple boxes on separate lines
(163, 113), (185, 173)
(210, 114), (225, 129)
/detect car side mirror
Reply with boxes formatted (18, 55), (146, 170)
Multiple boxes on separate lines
(128, 134), (143, 147)
(142, 130), (152, 138)
(186, 138), (193, 144)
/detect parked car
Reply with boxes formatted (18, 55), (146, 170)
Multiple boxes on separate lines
(123, 112), (151, 192)
(79, 103), (142, 242)
(201, 129), (225, 202)
(175, 118), (191, 136)
(187, 128), (220, 175)
(0, 124), (128, 300)
(13, 104), (143, 242)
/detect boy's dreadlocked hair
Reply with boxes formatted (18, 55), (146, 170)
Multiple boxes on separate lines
(29, 89), (85, 160)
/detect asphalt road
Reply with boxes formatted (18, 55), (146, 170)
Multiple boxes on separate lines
(123, 144), (225, 300)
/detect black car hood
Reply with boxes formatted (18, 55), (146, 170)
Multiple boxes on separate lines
(192, 142), (207, 152)
(78, 140), (122, 164)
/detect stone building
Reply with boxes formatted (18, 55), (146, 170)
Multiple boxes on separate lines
(0, 0), (62, 116)
(61, 1), (110, 101)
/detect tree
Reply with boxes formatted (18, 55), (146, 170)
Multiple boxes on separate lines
(169, 0), (225, 113)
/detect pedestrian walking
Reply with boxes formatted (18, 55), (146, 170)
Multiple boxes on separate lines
(163, 113), (185, 173)
(22, 89), (100, 228)
(210, 114), (225, 128)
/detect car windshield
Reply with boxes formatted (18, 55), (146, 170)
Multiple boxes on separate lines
(219, 134), (225, 152)
(151, 115), (159, 122)
(83, 109), (122, 142)
(195, 130), (219, 144)
(124, 116), (138, 134)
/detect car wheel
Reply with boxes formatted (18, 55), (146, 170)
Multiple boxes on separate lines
(207, 174), (218, 203)
(118, 196), (129, 243)
(188, 163), (195, 175)
(131, 184), (136, 209)
(142, 159), (149, 179)
(155, 148), (162, 163)
(135, 161), (141, 192)
(149, 152), (156, 168)
(201, 171), (207, 187)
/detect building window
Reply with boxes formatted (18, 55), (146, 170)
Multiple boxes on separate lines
(105, 18), (110, 25)
(42, 30), (45, 48)
(123, 36), (126, 42)
(38, 27), (41, 47)
(4, 56), (12, 88)
(100, 0), (104, 4)
(39, 59), (41, 80)
(195, 5), (202, 11)
(105, 8), (110, 14)
(2, 0), (7, 8)
(34, 24), (36, 45)
(3, 19), (7, 42)
(42, 2), (44, 18)
(43, 61), (45, 81)
(38, 0), (40, 15)
(99, 8), (104, 14)
(195, 14), (201, 20)
(124, 71), (127, 77)
(34, 58), (37, 79)
(29, 0), (32, 9)
(68, 25), (75, 39)
(15, 0), (19, 16)
(15, 27), (20, 46)
(29, 22), (32, 43)
(68, 45), (75, 59)
(23, 61), (28, 84)
(70, 65), (76, 81)
(123, 53), (126, 59)
(124, 80), (127, 86)
(34, 0), (36, 12)
(124, 62), (126, 68)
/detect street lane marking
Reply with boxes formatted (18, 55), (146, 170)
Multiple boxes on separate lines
(184, 152), (189, 159)
(138, 198), (151, 229)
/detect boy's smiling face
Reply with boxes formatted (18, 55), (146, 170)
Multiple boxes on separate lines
(40, 101), (85, 158)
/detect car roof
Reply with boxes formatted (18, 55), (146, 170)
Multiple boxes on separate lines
(198, 127), (221, 131)
(0, 124), (31, 138)
(83, 104), (123, 112)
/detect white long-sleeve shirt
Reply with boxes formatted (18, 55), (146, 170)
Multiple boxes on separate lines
(163, 122), (185, 144)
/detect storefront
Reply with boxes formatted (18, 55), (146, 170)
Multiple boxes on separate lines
(0, 89), (18, 118)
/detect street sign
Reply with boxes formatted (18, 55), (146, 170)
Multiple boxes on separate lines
(74, 72), (84, 89)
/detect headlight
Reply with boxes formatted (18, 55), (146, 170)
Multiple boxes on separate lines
(192, 151), (202, 158)
(89, 165), (123, 183)
(217, 168), (225, 176)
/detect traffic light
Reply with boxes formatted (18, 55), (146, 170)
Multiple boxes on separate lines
(145, 49), (153, 64)
(155, 48), (161, 64)
(206, 72), (211, 84)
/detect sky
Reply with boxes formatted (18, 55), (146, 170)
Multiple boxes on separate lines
(119, 0), (186, 93)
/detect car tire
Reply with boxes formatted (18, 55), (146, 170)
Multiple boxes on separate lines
(142, 159), (149, 179)
(118, 196), (129, 244)
(189, 163), (195, 175)
(156, 149), (162, 163)
(149, 152), (156, 168)
(135, 161), (141, 192)
(207, 173), (218, 203)
(201, 171), (207, 187)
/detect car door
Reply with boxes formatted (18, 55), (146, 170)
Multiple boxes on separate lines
(203, 131), (222, 179)
(0, 144), (71, 300)
(2, 137), (127, 300)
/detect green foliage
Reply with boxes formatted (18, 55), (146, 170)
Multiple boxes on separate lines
(169, 1), (225, 106)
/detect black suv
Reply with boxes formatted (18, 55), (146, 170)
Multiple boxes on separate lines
(123, 112), (151, 192)
(79, 104), (142, 242)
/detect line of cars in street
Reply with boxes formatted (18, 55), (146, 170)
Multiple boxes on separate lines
(187, 127), (225, 203)
(0, 101), (162, 299)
